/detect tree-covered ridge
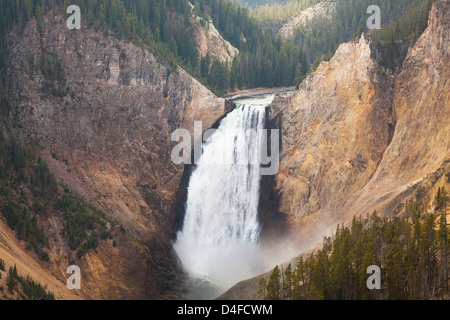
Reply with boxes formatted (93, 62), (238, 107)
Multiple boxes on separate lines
(250, 0), (324, 31)
(195, 0), (440, 91)
(260, 187), (449, 300)
(289, 0), (440, 71)
(0, 0), (200, 84)
(0, 263), (55, 300)
(0, 0), (442, 94)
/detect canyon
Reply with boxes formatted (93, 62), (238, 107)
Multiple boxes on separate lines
(0, 0), (449, 300)
(279, 0), (337, 39)
(221, 0), (450, 299)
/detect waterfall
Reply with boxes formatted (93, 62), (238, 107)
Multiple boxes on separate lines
(174, 95), (274, 291)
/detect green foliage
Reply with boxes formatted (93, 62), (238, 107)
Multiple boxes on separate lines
(54, 192), (113, 259)
(32, 157), (58, 197)
(7, 264), (54, 300)
(434, 186), (447, 211)
(0, 0), (438, 93)
(0, 133), (115, 261)
(7, 265), (19, 293)
(250, 0), (323, 30)
(1, 201), (49, 250)
(21, 274), (55, 300)
(0, 0), (307, 91)
(264, 199), (449, 300)
(0, 137), (59, 260)
(256, 276), (267, 300)
(237, 0), (290, 8)
(201, 0), (308, 89)
(207, 59), (229, 96)
(266, 265), (281, 300)
(0, 258), (5, 271)
(370, 0), (440, 70)
(283, 263), (293, 299)
(249, 0), (439, 87)
(0, 0), (196, 88)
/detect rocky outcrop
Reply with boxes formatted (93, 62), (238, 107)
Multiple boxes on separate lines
(269, 33), (395, 243)
(3, 12), (226, 299)
(279, 0), (337, 39)
(192, 14), (239, 64)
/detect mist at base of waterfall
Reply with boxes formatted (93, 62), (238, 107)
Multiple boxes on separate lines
(174, 238), (268, 296)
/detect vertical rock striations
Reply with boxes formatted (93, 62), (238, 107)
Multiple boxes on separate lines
(270, 0), (450, 245)
(270, 34), (395, 242)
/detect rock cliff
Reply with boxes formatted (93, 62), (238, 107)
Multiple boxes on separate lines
(192, 13), (239, 64)
(269, 0), (449, 245)
(220, 1), (450, 300)
(3, 11), (225, 299)
(279, 0), (337, 39)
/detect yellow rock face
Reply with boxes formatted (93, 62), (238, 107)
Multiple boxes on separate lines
(273, 2), (450, 245)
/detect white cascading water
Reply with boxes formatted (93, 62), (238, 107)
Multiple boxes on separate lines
(174, 95), (275, 293)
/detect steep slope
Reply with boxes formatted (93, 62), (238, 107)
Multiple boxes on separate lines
(269, 33), (395, 243)
(220, 0), (450, 299)
(279, 0), (336, 39)
(269, 0), (449, 248)
(0, 217), (80, 300)
(2, 11), (226, 299)
(340, 0), (450, 219)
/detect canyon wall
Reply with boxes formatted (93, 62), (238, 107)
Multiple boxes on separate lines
(269, 0), (450, 256)
(2, 11), (226, 299)
(220, 0), (450, 299)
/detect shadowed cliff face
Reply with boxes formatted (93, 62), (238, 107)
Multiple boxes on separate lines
(3, 12), (225, 299)
(269, 1), (450, 246)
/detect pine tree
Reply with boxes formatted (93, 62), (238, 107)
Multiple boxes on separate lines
(283, 263), (293, 300)
(420, 214), (438, 298)
(256, 277), (267, 300)
(266, 265), (281, 300)
(7, 265), (18, 293)
(293, 257), (307, 300)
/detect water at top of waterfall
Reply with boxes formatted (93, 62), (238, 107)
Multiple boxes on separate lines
(173, 94), (275, 293)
